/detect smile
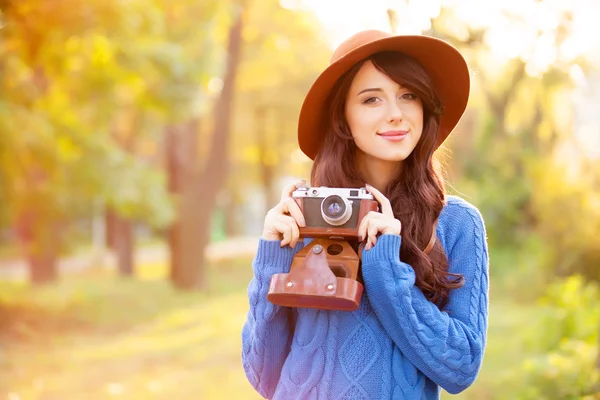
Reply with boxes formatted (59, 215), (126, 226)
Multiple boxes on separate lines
(377, 130), (408, 142)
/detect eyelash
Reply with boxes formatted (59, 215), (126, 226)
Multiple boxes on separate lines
(362, 93), (417, 104)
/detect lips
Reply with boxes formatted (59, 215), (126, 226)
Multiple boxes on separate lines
(377, 131), (409, 142)
(377, 130), (409, 137)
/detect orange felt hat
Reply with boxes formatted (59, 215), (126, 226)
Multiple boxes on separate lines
(297, 29), (470, 160)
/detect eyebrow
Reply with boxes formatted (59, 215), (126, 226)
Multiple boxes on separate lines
(356, 85), (407, 96)
(357, 88), (383, 96)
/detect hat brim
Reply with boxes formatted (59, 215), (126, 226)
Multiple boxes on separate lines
(298, 35), (470, 160)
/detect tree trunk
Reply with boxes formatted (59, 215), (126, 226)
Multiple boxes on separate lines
(105, 209), (117, 251)
(178, 166), (206, 289)
(27, 226), (59, 284)
(28, 253), (58, 284)
(166, 120), (200, 286)
(223, 189), (239, 237)
(107, 112), (139, 277)
(15, 211), (59, 285)
(165, 125), (182, 283)
(113, 214), (134, 276)
(170, 4), (246, 290)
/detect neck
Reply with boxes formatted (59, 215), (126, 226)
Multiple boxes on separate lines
(355, 149), (403, 192)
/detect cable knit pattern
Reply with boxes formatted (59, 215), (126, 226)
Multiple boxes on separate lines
(242, 240), (307, 399)
(242, 195), (489, 399)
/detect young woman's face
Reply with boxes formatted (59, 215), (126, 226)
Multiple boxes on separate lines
(345, 60), (423, 163)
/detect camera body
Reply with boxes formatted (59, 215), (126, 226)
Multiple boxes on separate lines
(292, 186), (379, 239)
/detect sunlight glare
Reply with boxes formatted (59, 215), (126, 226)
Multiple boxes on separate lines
(296, 0), (600, 157)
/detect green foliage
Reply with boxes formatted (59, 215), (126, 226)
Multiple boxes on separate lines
(535, 275), (600, 351)
(529, 157), (600, 281)
(0, 0), (240, 256)
(515, 339), (599, 400)
(498, 276), (600, 399)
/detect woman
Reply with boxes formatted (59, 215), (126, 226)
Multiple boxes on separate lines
(242, 30), (489, 400)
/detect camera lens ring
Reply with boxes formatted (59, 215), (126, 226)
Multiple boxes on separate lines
(320, 195), (352, 226)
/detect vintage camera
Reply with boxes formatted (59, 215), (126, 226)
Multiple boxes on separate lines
(267, 186), (379, 311)
(291, 186), (379, 239)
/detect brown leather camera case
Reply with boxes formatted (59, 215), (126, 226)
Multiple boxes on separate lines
(267, 238), (363, 311)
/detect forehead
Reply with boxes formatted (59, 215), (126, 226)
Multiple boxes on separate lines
(348, 60), (402, 93)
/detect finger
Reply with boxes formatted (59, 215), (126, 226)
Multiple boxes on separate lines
(367, 221), (380, 247)
(365, 184), (394, 217)
(277, 215), (300, 247)
(358, 240), (366, 254)
(357, 212), (371, 241)
(361, 218), (374, 250)
(272, 220), (292, 247)
(285, 216), (300, 248)
(281, 197), (306, 227)
(359, 211), (382, 240)
(281, 179), (307, 202)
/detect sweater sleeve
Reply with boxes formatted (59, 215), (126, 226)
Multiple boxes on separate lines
(361, 203), (489, 394)
(241, 238), (306, 399)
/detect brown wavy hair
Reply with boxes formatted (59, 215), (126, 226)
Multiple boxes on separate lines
(310, 51), (464, 309)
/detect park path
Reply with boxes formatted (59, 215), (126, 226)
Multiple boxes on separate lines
(0, 236), (259, 281)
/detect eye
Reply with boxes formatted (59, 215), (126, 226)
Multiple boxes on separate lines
(362, 97), (380, 105)
(400, 92), (417, 101)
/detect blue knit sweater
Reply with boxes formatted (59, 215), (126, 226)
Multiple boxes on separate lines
(242, 196), (489, 399)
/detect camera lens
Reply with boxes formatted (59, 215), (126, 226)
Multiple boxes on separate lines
(328, 201), (342, 216)
(321, 195), (352, 226)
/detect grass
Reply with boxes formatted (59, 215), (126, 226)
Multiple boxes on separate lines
(0, 257), (263, 400)
(0, 257), (566, 400)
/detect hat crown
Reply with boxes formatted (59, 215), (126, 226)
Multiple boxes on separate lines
(330, 30), (392, 64)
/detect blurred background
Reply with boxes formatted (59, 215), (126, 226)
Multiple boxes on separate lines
(0, 0), (599, 399)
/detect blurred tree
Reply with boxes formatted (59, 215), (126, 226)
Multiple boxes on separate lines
(224, 0), (328, 228)
(0, 0), (175, 283)
(167, 0), (245, 290)
(424, 5), (600, 281)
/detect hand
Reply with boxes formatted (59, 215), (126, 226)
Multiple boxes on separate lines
(261, 179), (307, 248)
(358, 184), (402, 250)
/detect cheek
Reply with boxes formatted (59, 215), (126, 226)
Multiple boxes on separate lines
(346, 109), (362, 139)
(347, 108), (379, 138)
(409, 107), (424, 137)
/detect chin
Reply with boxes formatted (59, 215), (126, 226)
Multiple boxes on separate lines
(375, 151), (411, 162)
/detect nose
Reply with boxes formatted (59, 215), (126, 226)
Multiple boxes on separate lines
(387, 100), (403, 123)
